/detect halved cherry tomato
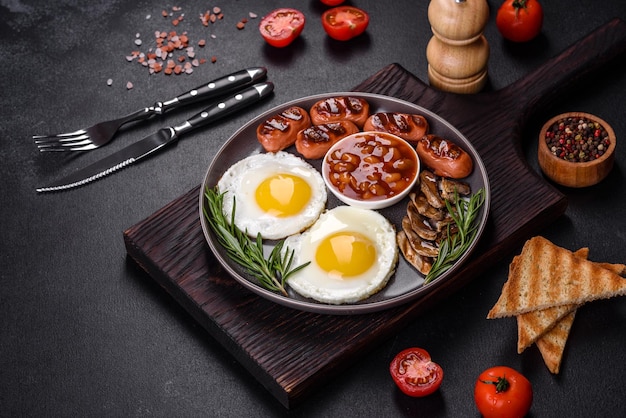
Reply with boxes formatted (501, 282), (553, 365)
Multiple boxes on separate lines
(389, 347), (443, 397)
(320, 0), (345, 6)
(496, 0), (543, 43)
(259, 8), (305, 48)
(321, 6), (369, 41)
(474, 366), (533, 418)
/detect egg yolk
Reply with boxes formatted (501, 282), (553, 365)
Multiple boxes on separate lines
(315, 232), (376, 278)
(255, 173), (311, 217)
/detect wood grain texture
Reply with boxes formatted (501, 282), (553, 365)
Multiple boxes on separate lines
(123, 18), (626, 409)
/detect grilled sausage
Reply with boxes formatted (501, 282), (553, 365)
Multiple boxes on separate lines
(416, 134), (473, 179)
(363, 112), (429, 143)
(309, 96), (370, 128)
(295, 120), (359, 159)
(256, 106), (311, 152)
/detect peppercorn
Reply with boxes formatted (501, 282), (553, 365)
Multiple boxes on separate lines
(545, 116), (610, 163)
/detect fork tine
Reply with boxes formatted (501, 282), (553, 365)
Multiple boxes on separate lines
(33, 119), (120, 151)
(33, 109), (146, 151)
(35, 132), (96, 151)
(35, 134), (95, 152)
(38, 142), (99, 152)
(33, 129), (96, 152)
(34, 134), (91, 145)
(32, 129), (88, 140)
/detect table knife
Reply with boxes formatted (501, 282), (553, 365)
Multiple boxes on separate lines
(36, 82), (274, 193)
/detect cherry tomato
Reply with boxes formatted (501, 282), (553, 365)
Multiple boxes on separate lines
(321, 6), (370, 41)
(320, 0), (345, 6)
(496, 0), (543, 43)
(259, 8), (305, 48)
(474, 366), (533, 418)
(389, 347), (444, 397)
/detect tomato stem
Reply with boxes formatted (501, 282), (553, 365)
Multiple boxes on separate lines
(480, 375), (510, 393)
(512, 0), (528, 18)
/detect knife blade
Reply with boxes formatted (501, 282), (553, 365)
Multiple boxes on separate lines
(36, 82), (274, 193)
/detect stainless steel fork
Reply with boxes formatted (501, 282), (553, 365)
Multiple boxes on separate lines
(33, 67), (267, 152)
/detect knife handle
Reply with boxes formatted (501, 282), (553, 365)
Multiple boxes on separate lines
(105, 68), (268, 128)
(159, 67), (267, 112)
(172, 82), (275, 137)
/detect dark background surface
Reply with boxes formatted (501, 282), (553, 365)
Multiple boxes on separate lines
(2, 1), (625, 416)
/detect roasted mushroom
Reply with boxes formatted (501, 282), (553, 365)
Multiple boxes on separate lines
(397, 170), (472, 278)
(438, 177), (471, 202)
(401, 216), (440, 258)
(419, 170), (445, 209)
(406, 201), (439, 241)
(409, 192), (444, 221)
(397, 231), (433, 275)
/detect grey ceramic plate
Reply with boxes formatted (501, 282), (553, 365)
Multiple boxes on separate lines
(199, 92), (491, 315)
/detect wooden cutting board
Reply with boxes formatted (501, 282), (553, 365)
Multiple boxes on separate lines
(123, 19), (626, 409)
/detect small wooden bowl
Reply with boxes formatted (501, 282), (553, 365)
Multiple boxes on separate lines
(538, 112), (616, 188)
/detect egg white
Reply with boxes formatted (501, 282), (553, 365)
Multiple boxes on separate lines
(283, 206), (398, 304)
(217, 151), (327, 240)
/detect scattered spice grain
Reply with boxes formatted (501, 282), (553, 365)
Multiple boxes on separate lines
(126, 5), (258, 80)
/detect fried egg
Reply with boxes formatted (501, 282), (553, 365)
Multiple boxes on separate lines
(283, 206), (398, 304)
(217, 151), (327, 240)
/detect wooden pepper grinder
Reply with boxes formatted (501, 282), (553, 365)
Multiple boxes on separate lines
(426, 0), (490, 94)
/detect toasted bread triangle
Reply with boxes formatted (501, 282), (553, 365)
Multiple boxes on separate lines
(516, 248), (588, 353)
(487, 236), (626, 318)
(536, 310), (577, 374)
(516, 253), (626, 353)
(516, 304), (577, 353)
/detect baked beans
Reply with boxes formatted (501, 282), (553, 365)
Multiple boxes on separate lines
(324, 132), (418, 201)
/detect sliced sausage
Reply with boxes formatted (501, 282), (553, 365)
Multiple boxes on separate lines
(309, 96), (370, 128)
(256, 106), (311, 153)
(363, 112), (429, 143)
(416, 134), (474, 179)
(295, 121), (359, 160)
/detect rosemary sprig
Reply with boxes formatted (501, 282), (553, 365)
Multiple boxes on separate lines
(424, 187), (486, 284)
(202, 186), (310, 296)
